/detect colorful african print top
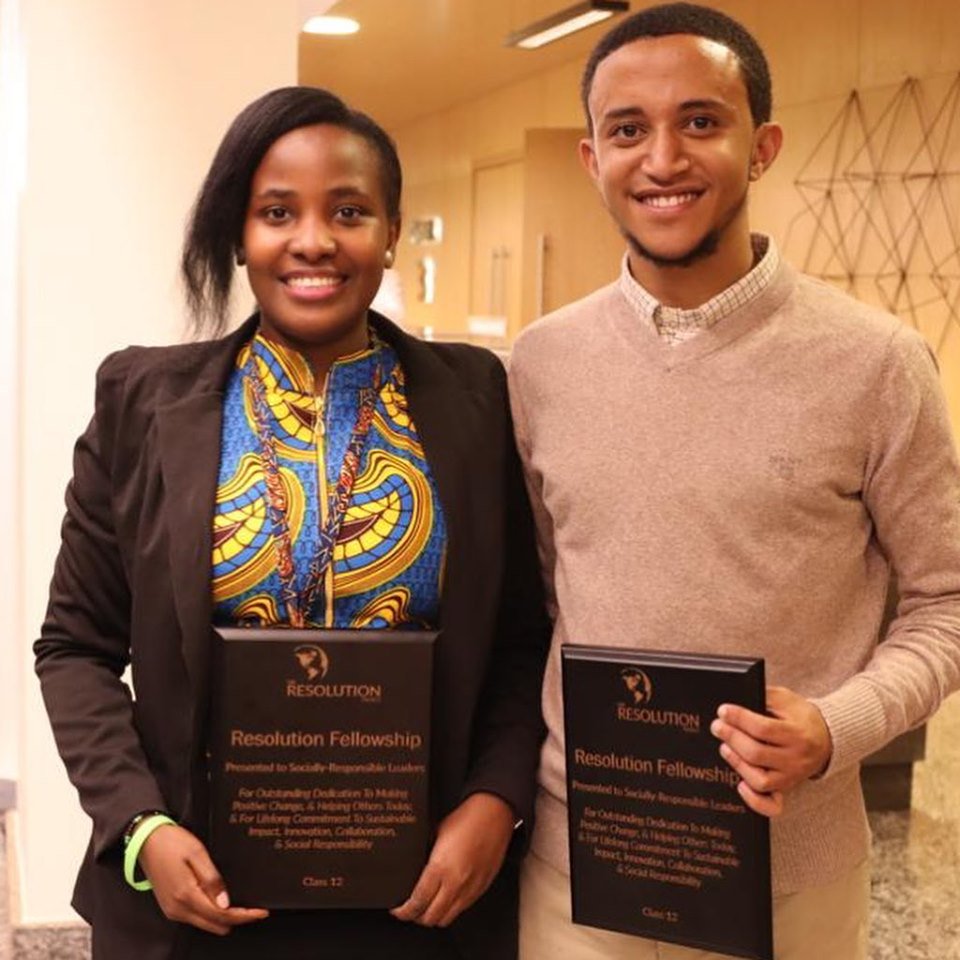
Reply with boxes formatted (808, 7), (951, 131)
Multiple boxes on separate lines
(211, 332), (446, 629)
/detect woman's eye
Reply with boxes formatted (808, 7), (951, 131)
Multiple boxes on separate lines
(263, 206), (290, 223)
(336, 205), (364, 221)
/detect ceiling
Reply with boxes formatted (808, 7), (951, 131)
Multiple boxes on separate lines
(298, 0), (631, 131)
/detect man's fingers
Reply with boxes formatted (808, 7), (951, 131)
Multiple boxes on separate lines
(764, 685), (791, 708)
(715, 703), (788, 744)
(738, 781), (784, 817)
(715, 686), (833, 786)
(714, 722), (783, 772)
(719, 743), (781, 794)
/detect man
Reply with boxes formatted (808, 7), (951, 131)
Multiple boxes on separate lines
(508, 4), (960, 959)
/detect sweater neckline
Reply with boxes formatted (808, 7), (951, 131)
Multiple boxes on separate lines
(615, 258), (798, 370)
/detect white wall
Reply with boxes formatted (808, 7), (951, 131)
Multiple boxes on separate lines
(15, 0), (299, 923)
(0, 0), (26, 790)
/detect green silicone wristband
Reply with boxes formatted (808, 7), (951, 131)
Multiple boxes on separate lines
(123, 814), (176, 891)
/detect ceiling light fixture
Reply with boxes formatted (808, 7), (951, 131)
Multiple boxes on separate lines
(302, 15), (360, 36)
(505, 0), (629, 50)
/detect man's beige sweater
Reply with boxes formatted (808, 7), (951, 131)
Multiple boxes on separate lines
(508, 258), (960, 895)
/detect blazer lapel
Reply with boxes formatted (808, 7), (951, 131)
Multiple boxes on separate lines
(155, 319), (257, 705)
(406, 378), (470, 552)
(156, 391), (222, 698)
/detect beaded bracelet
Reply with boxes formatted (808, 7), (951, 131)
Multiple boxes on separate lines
(123, 813), (176, 891)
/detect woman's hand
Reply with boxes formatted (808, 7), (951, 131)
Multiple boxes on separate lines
(138, 823), (269, 935)
(390, 791), (516, 928)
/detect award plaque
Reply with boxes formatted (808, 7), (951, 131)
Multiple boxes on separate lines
(562, 645), (772, 960)
(208, 627), (435, 909)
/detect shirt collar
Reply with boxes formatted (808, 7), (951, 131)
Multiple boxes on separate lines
(618, 234), (780, 345)
(247, 331), (384, 398)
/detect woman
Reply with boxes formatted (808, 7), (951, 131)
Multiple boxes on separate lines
(35, 87), (549, 960)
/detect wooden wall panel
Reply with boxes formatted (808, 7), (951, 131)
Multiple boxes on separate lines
(389, 1), (960, 434)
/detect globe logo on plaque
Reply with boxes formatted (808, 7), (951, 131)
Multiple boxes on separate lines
(293, 644), (329, 681)
(620, 667), (653, 706)
(616, 666), (699, 733)
(285, 645), (382, 703)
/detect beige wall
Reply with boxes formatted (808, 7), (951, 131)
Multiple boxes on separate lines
(389, 0), (960, 432)
(0, 0), (25, 786)
(392, 59), (584, 334)
(13, 0), (299, 924)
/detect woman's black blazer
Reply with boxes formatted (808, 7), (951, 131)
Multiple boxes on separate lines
(35, 313), (550, 960)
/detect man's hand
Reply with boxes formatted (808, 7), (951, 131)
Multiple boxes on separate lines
(138, 823), (269, 935)
(390, 791), (515, 928)
(710, 685), (833, 817)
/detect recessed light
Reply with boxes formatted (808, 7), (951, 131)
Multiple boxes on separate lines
(302, 15), (360, 36)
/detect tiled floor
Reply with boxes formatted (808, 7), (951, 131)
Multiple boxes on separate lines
(869, 691), (960, 959)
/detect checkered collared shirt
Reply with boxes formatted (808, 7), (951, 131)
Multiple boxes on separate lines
(618, 235), (780, 345)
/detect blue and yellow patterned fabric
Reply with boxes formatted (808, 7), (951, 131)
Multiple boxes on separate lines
(211, 333), (446, 629)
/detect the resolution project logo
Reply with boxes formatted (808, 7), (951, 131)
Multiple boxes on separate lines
(616, 666), (699, 733)
(294, 644), (329, 681)
(620, 667), (652, 705)
(285, 645), (381, 703)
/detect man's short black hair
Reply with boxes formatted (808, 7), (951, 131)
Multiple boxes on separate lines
(581, 3), (772, 129)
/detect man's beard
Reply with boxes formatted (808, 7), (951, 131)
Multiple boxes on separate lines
(621, 186), (748, 269)
(624, 226), (721, 268)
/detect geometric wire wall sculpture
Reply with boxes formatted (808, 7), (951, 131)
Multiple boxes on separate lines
(784, 75), (960, 354)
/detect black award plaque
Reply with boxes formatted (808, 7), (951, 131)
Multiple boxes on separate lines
(562, 645), (772, 960)
(208, 627), (435, 909)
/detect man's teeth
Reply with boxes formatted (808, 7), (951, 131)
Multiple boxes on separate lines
(287, 276), (340, 287)
(643, 192), (698, 207)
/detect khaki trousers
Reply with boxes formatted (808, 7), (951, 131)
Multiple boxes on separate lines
(519, 851), (868, 960)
